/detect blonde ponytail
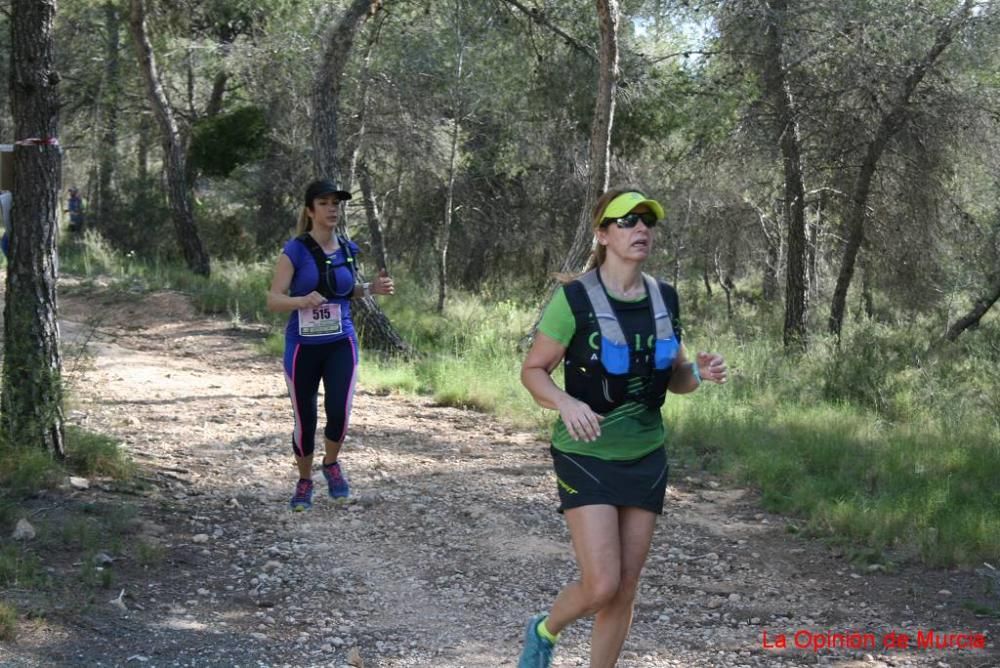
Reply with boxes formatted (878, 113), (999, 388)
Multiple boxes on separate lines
(295, 207), (312, 236)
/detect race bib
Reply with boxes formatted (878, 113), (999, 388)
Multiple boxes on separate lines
(298, 302), (342, 337)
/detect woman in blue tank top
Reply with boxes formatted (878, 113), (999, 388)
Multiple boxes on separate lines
(266, 179), (395, 511)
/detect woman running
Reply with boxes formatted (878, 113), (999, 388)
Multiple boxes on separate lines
(267, 179), (394, 510)
(518, 187), (727, 667)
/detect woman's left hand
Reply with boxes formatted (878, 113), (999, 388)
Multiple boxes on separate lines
(373, 268), (395, 296)
(696, 351), (728, 384)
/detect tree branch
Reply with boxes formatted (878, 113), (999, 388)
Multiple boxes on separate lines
(496, 0), (597, 62)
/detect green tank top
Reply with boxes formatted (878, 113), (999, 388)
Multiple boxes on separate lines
(537, 284), (681, 461)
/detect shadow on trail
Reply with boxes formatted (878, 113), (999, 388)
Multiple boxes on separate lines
(90, 392), (286, 406)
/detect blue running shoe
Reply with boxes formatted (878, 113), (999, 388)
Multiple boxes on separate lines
(290, 479), (314, 511)
(322, 461), (350, 498)
(518, 614), (555, 668)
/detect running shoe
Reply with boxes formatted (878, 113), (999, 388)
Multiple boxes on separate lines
(518, 613), (555, 668)
(290, 479), (314, 511)
(322, 460), (350, 498)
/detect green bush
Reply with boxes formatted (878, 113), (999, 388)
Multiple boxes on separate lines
(0, 545), (40, 588)
(0, 446), (61, 498)
(189, 106), (270, 178)
(0, 601), (16, 641)
(65, 426), (133, 480)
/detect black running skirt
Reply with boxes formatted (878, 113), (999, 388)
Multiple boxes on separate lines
(550, 446), (669, 514)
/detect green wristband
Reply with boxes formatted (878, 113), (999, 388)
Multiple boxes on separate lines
(690, 362), (702, 385)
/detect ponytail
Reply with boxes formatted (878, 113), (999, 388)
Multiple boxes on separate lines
(295, 207), (311, 236)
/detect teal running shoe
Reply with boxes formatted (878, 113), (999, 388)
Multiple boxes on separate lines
(322, 461), (350, 498)
(518, 614), (555, 668)
(290, 479), (314, 511)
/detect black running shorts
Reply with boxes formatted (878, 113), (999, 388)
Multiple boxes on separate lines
(550, 446), (669, 514)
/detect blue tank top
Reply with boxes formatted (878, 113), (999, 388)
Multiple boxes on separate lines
(282, 236), (358, 345)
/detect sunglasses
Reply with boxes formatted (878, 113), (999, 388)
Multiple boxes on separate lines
(601, 211), (659, 229)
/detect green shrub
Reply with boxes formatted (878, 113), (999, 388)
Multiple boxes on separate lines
(0, 446), (61, 498)
(189, 106), (269, 178)
(0, 601), (16, 641)
(0, 545), (40, 588)
(65, 427), (133, 480)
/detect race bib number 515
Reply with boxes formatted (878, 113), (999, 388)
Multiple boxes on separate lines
(298, 303), (342, 337)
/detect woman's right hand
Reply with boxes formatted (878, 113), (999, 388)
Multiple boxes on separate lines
(298, 291), (327, 308)
(556, 396), (604, 442)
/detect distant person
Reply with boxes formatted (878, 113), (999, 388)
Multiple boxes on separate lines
(266, 179), (395, 511)
(0, 189), (11, 258)
(65, 187), (84, 235)
(518, 187), (728, 667)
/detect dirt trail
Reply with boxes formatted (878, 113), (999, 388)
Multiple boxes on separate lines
(2, 279), (998, 667)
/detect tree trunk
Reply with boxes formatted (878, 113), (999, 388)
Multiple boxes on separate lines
(384, 162), (403, 240)
(128, 0), (210, 276)
(311, 0), (379, 183)
(137, 112), (150, 181)
(714, 251), (733, 319)
(95, 1), (121, 233)
(557, 0), (619, 275)
(311, 0), (406, 355)
(860, 253), (875, 319)
(760, 0), (808, 347)
(342, 26), (380, 201)
(808, 192), (822, 302)
(437, 33), (465, 315)
(205, 70), (228, 118)
(752, 202), (781, 303)
(3, 0), (65, 456)
(437, 115), (461, 314)
(357, 159), (388, 271)
(673, 193), (690, 287)
(524, 0), (620, 342)
(943, 271), (1000, 342)
(829, 128), (890, 337)
(829, 0), (973, 337)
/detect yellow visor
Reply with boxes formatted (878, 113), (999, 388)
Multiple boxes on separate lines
(603, 191), (665, 221)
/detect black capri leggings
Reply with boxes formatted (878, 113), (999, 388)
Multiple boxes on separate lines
(282, 336), (358, 458)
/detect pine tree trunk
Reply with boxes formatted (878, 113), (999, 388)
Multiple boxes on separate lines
(95, 1), (121, 233)
(438, 112), (462, 314)
(3, 0), (65, 456)
(808, 199), (821, 302)
(829, 135), (884, 338)
(760, 0), (808, 347)
(943, 272), (1000, 342)
(311, 0), (406, 355)
(756, 205), (781, 303)
(557, 0), (619, 275)
(137, 113), (150, 182)
(830, 0), (973, 338)
(128, 0), (210, 277)
(342, 29), (379, 198)
(311, 0), (377, 182)
(526, 0), (619, 340)
(358, 160), (388, 271)
(206, 70), (228, 118)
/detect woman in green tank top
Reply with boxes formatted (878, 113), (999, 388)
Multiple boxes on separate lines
(517, 187), (728, 668)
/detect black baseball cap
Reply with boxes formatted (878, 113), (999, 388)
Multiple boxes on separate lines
(304, 179), (351, 207)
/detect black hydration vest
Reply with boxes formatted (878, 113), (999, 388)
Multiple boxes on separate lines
(562, 270), (679, 414)
(296, 233), (357, 299)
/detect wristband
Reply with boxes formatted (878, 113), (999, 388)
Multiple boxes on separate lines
(362, 282), (372, 298)
(690, 362), (702, 385)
